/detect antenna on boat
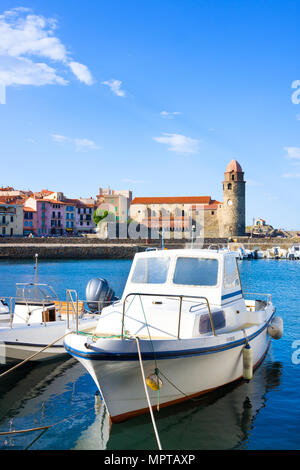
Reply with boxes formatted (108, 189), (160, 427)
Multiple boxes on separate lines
(34, 253), (38, 285)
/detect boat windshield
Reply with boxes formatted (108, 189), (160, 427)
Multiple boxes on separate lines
(131, 257), (170, 284)
(15, 284), (57, 303)
(173, 257), (219, 286)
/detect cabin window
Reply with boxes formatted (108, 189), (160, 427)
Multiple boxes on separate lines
(131, 257), (170, 284)
(223, 256), (240, 290)
(173, 258), (219, 286)
(199, 310), (225, 334)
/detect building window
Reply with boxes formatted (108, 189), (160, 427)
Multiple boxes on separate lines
(227, 183), (232, 189)
(10, 216), (13, 222)
(231, 175), (235, 181)
(211, 211), (215, 215)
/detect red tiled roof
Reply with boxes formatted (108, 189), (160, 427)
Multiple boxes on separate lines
(0, 196), (24, 205)
(131, 196), (212, 205)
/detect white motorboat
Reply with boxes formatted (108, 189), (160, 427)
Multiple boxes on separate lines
(253, 248), (265, 259)
(266, 246), (287, 259)
(0, 283), (99, 364)
(237, 247), (254, 259)
(64, 249), (283, 424)
(287, 244), (300, 260)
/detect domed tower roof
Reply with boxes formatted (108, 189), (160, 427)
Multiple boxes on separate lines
(226, 159), (243, 173)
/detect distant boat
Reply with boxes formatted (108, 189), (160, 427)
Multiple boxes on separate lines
(287, 244), (300, 260)
(266, 247), (287, 259)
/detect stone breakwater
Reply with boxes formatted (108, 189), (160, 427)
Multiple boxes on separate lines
(0, 243), (146, 259)
(0, 236), (299, 259)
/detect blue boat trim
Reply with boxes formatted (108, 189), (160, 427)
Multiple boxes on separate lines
(64, 312), (275, 362)
(221, 290), (243, 301)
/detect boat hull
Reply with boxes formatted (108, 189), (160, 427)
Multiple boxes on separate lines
(0, 317), (98, 364)
(65, 323), (271, 423)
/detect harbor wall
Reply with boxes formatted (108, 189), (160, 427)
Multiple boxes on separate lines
(0, 236), (299, 259)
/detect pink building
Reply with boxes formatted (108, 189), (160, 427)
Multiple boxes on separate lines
(24, 197), (66, 236)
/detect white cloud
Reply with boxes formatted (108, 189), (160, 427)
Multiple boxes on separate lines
(74, 138), (99, 152)
(0, 56), (68, 86)
(0, 8), (93, 95)
(160, 110), (181, 118)
(153, 133), (200, 155)
(51, 134), (99, 151)
(102, 79), (125, 97)
(282, 173), (300, 178)
(284, 146), (300, 159)
(51, 134), (69, 143)
(69, 61), (94, 85)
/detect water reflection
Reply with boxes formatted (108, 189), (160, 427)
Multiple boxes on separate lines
(0, 345), (283, 450)
(106, 357), (283, 450)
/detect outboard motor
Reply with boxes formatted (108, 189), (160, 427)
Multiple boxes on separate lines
(85, 278), (116, 313)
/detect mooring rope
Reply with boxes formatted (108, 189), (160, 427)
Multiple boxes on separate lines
(135, 336), (162, 451)
(0, 331), (71, 379)
(0, 405), (95, 436)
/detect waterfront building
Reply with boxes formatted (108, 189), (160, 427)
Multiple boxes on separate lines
(75, 200), (96, 234)
(24, 197), (61, 236)
(0, 201), (23, 236)
(96, 187), (132, 223)
(130, 160), (246, 238)
(23, 207), (36, 236)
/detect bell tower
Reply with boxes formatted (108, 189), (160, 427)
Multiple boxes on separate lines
(221, 160), (245, 237)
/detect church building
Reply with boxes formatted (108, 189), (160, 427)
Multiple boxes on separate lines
(129, 160), (246, 238)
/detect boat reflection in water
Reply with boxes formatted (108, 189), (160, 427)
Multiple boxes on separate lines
(0, 358), (102, 450)
(0, 350), (282, 450)
(105, 357), (282, 450)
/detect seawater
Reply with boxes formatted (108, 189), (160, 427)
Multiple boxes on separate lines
(0, 258), (299, 450)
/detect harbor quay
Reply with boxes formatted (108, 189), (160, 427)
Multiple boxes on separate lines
(0, 236), (299, 259)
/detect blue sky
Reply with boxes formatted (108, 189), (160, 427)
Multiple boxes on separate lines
(0, 0), (300, 228)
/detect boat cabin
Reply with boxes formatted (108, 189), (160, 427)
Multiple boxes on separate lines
(122, 249), (243, 307)
(96, 249), (258, 339)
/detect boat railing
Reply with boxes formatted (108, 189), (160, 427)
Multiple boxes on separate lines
(243, 292), (272, 304)
(121, 292), (216, 339)
(65, 291), (122, 334)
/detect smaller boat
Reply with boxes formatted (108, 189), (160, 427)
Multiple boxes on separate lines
(287, 244), (300, 260)
(0, 283), (99, 364)
(266, 247), (287, 259)
(252, 248), (264, 259)
(237, 247), (254, 259)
